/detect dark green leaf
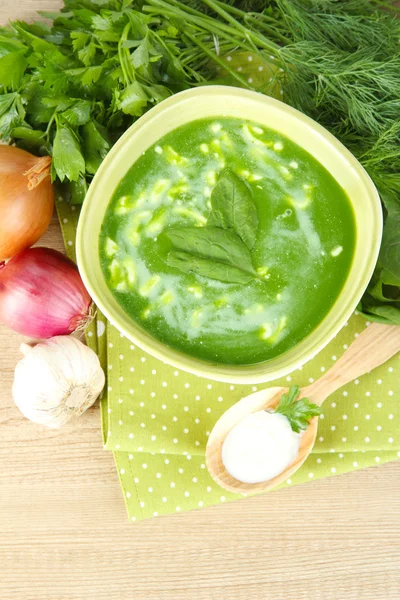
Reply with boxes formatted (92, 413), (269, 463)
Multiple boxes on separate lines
(37, 10), (63, 20)
(78, 42), (96, 66)
(91, 15), (113, 31)
(42, 95), (74, 110)
(379, 200), (400, 281)
(82, 120), (110, 174)
(23, 83), (55, 126)
(52, 120), (85, 182)
(94, 29), (121, 43)
(53, 9), (97, 31)
(117, 81), (148, 115)
(143, 83), (171, 104)
(365, 305), (400, 325)
(19, 21), (51, 37)
(130, 35), (162, 74)
(71, 31), (97, 65)
(164, 226), (255, 270)
(149, 28), (187, 82)
(35, 52), (74, 94)
(121, 40), (142, 49)
(66, 65), (103, 85)
(62, 175), (88, 205)
(275, 385), (321, 433)
(126, 10), (151, 37)
(380, 269), (400, 287)
(0, 50), (27, 90)
(92, 10), (125, 31)
(208, 169), (259, 250)
(131, 37), (151, 69)
(11, 21), (55, 54)
(361, 199), (400, 325)
(167, 250), (256, 284)
(369, 280), (393, 303)
(0, 92), (25, 140)
(82, 65), (103, 85)
(70, 31), (90, 52)
(0, 92), (16, 115)
(0, 35), (26, 57)
(107, 109), (124, 129)
(61, 100), (92, 126)
(369, 273), (400, 303)
(162, 226), (259, 284)
(67, 8), (98, 27)
(46, 31), (69, 46)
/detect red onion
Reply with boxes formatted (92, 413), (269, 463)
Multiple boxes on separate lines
(0, 247), (92, 338)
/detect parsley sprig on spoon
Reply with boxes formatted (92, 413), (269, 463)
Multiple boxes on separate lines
(274, 385), (321, 433)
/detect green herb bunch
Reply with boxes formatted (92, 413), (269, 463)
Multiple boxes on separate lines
(0, 0), (399, 322)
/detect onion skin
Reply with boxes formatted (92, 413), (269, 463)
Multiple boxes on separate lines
(0, 247), (92, 338)
(0, 146), (54, 260)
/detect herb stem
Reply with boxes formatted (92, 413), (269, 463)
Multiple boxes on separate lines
(244, 15), (292, 45)
(144, 0), (249, 40)
(118, 22), (134, 86)
(145, 2), (265, 65)
(200, 0), (280, 53)
(370, 0), (400, 12)
(145, 0), (279, 59)
(45, 111), (56, 137)
(183, 31), (256, 90)
(207, 1), (245, 18)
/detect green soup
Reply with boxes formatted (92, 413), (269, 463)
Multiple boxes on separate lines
(100, 117), (356, 365)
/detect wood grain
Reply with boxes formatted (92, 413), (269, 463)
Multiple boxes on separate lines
(1, 2), (400, 599)
(306, 323), (400, 406)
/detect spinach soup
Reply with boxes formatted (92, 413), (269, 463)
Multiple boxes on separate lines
(100, 117), (355, 365)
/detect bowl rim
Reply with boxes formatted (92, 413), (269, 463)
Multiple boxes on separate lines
(76, 85), (382, 384)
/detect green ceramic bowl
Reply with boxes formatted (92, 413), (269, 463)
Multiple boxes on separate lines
(76, 86), (382, 384)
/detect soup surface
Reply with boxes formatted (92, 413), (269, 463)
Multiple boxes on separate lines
(100, 117), (356, 365)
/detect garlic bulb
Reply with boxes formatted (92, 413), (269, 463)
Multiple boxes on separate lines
(12, 336), (105, 428)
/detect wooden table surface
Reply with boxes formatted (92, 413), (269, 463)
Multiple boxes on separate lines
(1, 2), (400, 599)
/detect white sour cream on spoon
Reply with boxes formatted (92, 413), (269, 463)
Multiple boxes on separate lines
(221, 410), (301, 484)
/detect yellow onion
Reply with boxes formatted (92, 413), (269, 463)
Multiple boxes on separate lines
(0, 146), (54, 260)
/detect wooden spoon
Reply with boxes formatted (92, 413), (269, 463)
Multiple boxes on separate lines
(206, 323), (400, 494)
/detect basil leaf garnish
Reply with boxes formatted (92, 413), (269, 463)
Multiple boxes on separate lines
(163, 227), (259, 284)
(167, 250), (256, 284)
(208, 168), (258, 250)
(162, 171), (263, 285)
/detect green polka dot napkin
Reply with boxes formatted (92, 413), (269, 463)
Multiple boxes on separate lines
(55, 52), (399, 521)
(57, 197), (399, 522)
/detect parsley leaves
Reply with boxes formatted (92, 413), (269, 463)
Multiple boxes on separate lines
(52, 119), (85, 182)
(0, 93), (25, 141)
(275, 385), (321, 433)
(0, 1), (186, 198)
